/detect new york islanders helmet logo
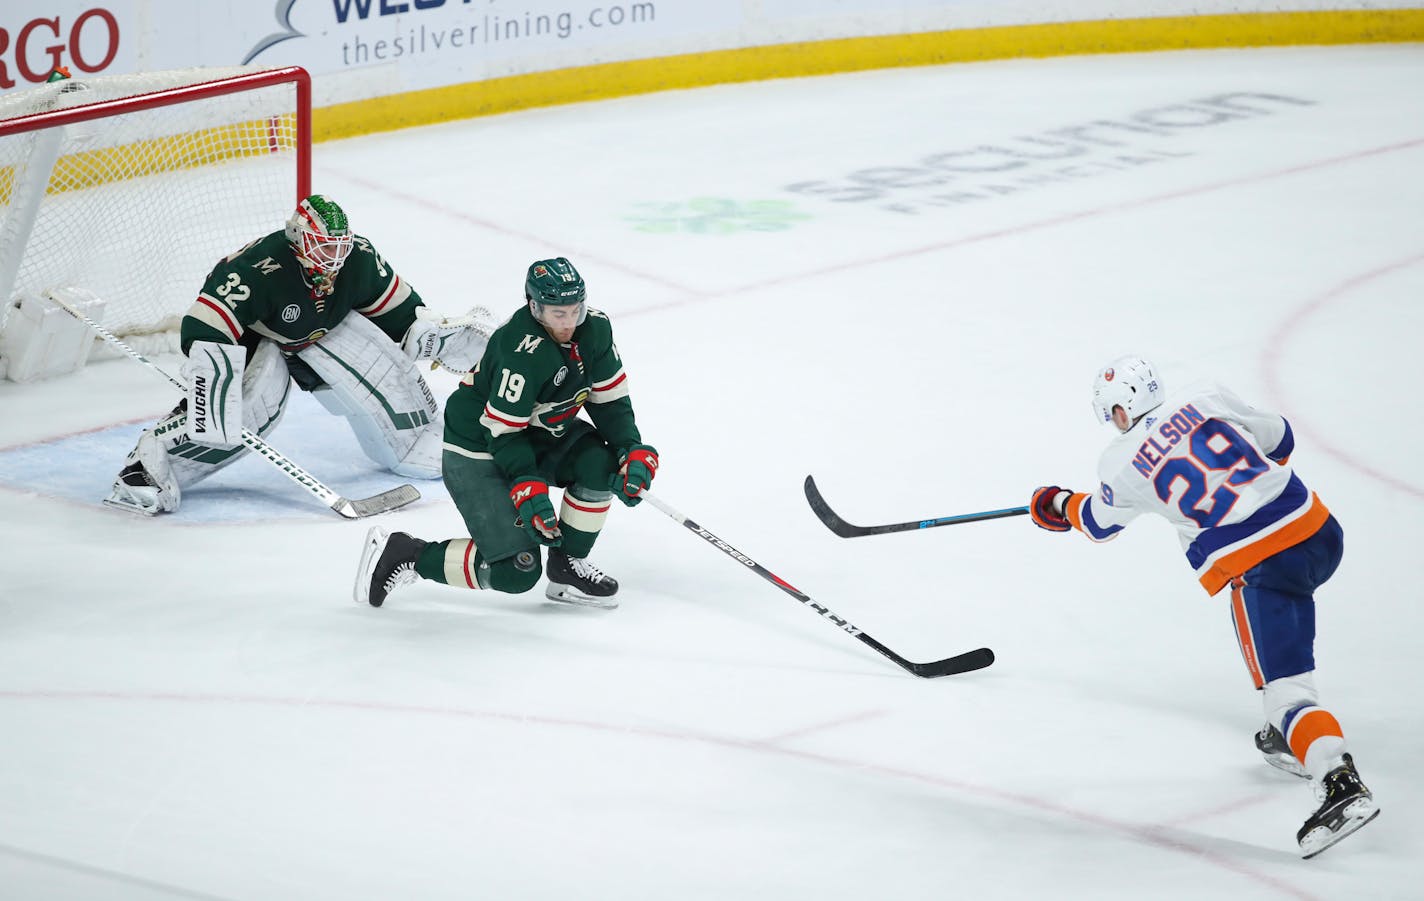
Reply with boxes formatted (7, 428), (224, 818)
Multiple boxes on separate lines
(1103, 368), (1116, 381)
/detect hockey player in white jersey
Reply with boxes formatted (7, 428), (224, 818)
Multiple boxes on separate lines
(1030, 355), (1377, 858)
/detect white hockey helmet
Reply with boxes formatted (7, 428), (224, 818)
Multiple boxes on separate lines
(1091, 355), (1164, 427)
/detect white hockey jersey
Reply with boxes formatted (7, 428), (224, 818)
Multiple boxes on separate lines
(1062, 382), (1331, 595)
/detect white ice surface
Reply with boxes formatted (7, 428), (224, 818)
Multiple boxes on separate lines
(2, 45), (1422, 900)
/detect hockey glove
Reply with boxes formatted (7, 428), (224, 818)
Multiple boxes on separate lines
(1030, 486), (1073, 532)
(612, 444), (659, 507)
(510, 477), (562, 545)
(402, 305), (497, 372)
(183, 340), (245, 449)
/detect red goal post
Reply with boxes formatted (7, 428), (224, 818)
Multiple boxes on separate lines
(0, 65), (311, 370)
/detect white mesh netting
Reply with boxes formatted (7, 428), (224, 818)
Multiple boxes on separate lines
(0, 66), (304, 349)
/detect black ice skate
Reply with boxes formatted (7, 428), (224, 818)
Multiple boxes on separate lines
(544, 549), (619, 610)
(1255, 724), (1308, 779)
(354, 526), (427, 607)
(1297, 753), (1379, 859)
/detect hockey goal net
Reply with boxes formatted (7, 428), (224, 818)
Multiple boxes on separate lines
(0, 65), (310, 364)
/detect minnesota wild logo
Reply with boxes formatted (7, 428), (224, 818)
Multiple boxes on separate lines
(626, 198), (811, 235)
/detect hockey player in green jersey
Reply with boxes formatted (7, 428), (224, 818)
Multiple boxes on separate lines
(106, 195), (494, 514)
(355, 257), (660, 609)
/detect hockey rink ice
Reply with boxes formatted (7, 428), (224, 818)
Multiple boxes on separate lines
(2, 43), (1422, 899)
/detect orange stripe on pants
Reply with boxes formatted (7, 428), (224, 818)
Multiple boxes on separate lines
(1230, 577), (1265, 689)
(1287, 708), (1343, 764)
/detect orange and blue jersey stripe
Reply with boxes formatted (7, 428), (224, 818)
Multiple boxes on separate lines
(1188, 474), (1330, 595)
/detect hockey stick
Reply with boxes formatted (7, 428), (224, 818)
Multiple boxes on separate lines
(639, 490), (994, 678)
(804, 475), (1028, 538)
(49, 292), (420, 519)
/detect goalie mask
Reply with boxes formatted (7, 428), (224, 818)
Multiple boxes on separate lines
(525, 257), (587, 331)
(1091, 355), (1164, 429)
(286, 195), (354, 295)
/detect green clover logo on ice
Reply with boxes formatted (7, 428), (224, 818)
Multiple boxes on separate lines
(626, 198), (811, 234)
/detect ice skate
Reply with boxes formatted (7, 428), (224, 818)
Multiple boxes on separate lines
(1255, 724), (1308, 779)
(354, 526), (427, 607)
(544, 549), (619, 610)
(103, 460), (174, 515)
(1297, 753), (1379, 858)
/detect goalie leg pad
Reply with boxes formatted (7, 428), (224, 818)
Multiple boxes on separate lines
(184, 340), (246, 449)
(298, 313), (442, 479)
(131, 341), (291, 496)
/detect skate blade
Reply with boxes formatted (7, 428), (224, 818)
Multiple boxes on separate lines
(353, 526), (389, 606)
(1300, 801), (1380, 859)
(100, 495), (160, 515)
(544, 585), (618, 610)
(102, 496), (159, 516)
(1263, 752), (1309, 779)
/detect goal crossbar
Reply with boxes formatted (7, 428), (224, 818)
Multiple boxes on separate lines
(0, 65), (311, 197)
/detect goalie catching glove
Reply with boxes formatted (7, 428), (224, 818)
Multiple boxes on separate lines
(402, 305), (497, 372)
(612, 444), (658, 506)
(510, 477), (562, 545)
(183, 340), (245, 449)
(1030, 485), (1074, 532)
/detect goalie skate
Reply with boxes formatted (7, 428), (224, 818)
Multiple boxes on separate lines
(354, 526), (427, 607)
(1255, 724), (1308, 779)
(544, 549), (619, 610)
(1297, 753), (1379, 859)
(103, 460), (176, 515)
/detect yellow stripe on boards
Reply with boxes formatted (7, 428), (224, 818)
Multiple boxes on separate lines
(313, 10), (1424, 141)
(0, 115), (298, 202)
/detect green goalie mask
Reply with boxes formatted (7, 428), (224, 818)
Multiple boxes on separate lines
(525, 257), (587, 329)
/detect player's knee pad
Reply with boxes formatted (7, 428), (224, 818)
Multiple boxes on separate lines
(297, 313), (442, 479)
(484, 549), (543, 595)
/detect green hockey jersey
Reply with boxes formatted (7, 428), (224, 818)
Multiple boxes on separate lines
(444, 305), (641, 479)
(180, 231), (423, 354)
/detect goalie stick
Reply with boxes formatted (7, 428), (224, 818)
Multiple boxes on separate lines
(804, 475), (1028, 538)
(49, 292), (420, 519)
(639, 490), (994, 678)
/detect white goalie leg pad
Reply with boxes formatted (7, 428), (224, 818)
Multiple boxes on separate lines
(184, 340), (245, 449)
(297, 313), (443, 479)
(164, 340), (291, 489)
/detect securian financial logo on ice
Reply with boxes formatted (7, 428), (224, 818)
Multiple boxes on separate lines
(782, 92), (1318, 216)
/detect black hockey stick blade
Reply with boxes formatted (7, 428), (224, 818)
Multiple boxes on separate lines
(855, 631), (995, 678)
(910, 646), (996, 678)
(804, 475), (1028, 538)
